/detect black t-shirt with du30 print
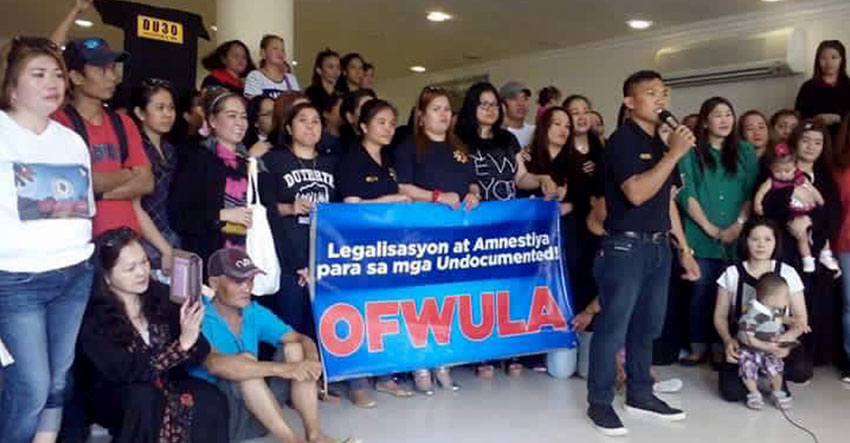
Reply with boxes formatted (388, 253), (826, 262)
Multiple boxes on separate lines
(95, 0), (210, 105)
(259, 148), (337, 274)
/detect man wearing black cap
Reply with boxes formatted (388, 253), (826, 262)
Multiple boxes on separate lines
(192, 248), (351, 443)
(500, 80), (535, 147)
(52, 37), (153, 238)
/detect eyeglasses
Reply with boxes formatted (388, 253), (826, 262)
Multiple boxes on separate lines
(478, 101), (499, 110)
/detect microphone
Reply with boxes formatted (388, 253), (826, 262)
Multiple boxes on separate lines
(657, 109), (680, 129)
(657, 108), (696, 152)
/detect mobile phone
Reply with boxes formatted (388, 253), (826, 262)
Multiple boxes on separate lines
(169, 250), (203, 305)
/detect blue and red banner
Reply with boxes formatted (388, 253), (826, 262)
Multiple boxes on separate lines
(310, 199), (576, 382)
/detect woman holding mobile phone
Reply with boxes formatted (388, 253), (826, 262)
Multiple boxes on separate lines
(76, 228), (227, 442)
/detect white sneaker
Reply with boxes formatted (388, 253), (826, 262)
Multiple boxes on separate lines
(653, 378), (684, 393)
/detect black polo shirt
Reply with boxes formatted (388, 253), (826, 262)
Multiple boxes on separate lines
(336, 144), (398, 199)
(394, 138), (476, 197)
(603, 119), (680, 233)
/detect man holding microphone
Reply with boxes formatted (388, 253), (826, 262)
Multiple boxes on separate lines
(587, 70), (701, 436)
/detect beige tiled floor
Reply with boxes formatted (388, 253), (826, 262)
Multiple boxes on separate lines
(90, 366), (850, 442)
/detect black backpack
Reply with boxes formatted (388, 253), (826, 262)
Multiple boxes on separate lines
(63, 104), (129, 164)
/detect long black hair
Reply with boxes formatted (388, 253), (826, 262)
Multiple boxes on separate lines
(201, 40), (256, 76)
(738, 216), (783, 261)
(695, 96), (740, 174)
(244, 95), (274, 147)
(455, 82), (514, 148)
(278, 101), (322, 148)
(85, 228), (171, 348)
(335, 52), (364, 93)
(358, 98), (397, 143)
(310, 48), (340, 88)
(561, 94), (604, 162)
(812, 40), (848, 83)
(130, 78), (176, 135)
(526, 106), (570, 183)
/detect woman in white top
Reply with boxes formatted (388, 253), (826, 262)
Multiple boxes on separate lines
(713, 216), (812, 402)
(244, 34), (300, 99)
(0, 36), (95, 443)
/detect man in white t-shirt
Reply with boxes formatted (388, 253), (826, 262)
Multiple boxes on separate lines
(500, 81), (535, 148)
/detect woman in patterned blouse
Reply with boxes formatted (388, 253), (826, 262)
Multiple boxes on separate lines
(77, 228), (228, 442)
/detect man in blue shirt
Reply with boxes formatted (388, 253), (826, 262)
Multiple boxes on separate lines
(587, 70), (701, 436)
(194, 248), (350, 443)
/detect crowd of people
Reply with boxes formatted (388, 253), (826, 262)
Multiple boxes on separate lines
(1, 0), (850, 442)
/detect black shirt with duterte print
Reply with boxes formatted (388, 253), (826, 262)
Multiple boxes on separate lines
(260, 149), (337, 273)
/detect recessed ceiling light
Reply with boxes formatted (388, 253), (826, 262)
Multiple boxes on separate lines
(291, 60), (298, 66)
(210, 25), (218, 32)
(410, 66), (427, 73)
(627, 19), (653, 30)
(426, 11), (452, 22)
(74, 19), (93, 28)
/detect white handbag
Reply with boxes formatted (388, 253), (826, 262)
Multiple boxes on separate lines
(245, 157), (281, 295)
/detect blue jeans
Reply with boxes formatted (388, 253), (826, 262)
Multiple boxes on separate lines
(687, 258), (726, 354)
(588, 233), (672, 406)
(838, 253), (850, 363)
(0, 260), (93, 443)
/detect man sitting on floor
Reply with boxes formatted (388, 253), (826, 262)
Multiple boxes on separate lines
(191, 248), (353, 443)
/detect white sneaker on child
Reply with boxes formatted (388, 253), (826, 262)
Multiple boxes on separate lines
(819, 249), (842, 277)
(802, 256), (816, 273)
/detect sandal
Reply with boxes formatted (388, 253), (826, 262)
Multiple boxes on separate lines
(350, 388), (376, 409)
(678, 353), (705, 367)
(413, 369), (434, 396)
(476, 364), (495, 379)
(375, 379), (414, 398)
(746, 391), (764, 410)
(434, 367), (460, 391)
(771, 391), (793, 410)
(507, 362), (523, 377)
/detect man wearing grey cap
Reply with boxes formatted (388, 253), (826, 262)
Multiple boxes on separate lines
(191, 248), (354, 443)
(500, 80), (536, 148)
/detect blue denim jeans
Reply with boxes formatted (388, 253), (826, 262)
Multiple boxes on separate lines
(838, 253), (850, 363)
(0, 259), (93, 443)
(588, 233), (672, 406)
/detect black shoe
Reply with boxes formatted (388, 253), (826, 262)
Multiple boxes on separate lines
(841, 371), (850, 384)
(625, 395), (687, 421)
(588, 404), (629, 436)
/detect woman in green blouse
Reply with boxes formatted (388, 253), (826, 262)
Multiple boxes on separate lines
(677, 97), (758, 366)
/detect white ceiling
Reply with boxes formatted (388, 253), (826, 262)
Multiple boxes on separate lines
(0, 0), (828, 81)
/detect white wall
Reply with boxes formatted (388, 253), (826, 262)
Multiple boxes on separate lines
(375, 0), (850, 133)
